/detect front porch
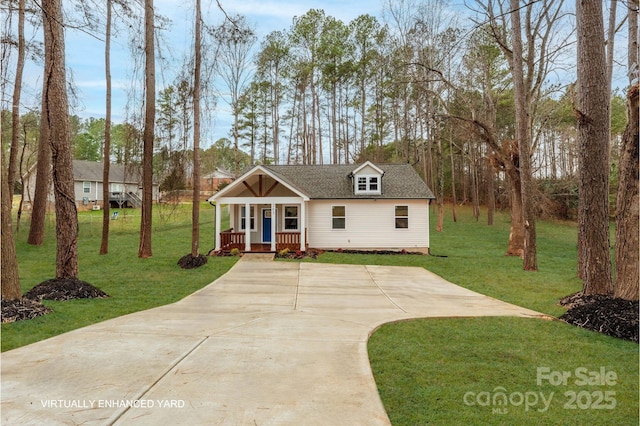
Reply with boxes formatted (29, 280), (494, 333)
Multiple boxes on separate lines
(209, 166), (310, 253)
(219, 229), (305, 253)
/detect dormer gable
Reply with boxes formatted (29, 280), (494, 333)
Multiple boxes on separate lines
(350, 161), (384, 195)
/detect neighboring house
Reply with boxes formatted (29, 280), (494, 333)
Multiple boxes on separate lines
(201, 168), (235, 194)
(24, 160), (159, 210)
(207, 161), (435, 253)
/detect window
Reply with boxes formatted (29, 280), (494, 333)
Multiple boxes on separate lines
(83, 181), (91, 194)
(284, 206), (299, 230)
(332, 206), (345, 229)
(240, 206), (256, 230)
(357, 177), (367, 191)
(354, 175), (381, 194)
(369, 176), (378, 191)
(395, 205), (408, 229)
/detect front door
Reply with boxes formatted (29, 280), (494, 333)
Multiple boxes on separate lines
(262, 208), (272, 243)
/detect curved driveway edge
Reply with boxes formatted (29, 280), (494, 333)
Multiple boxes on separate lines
(2, 256), (546, 425)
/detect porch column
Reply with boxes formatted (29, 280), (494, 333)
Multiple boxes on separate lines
(300, 201), (306, 251)
(244, 202), (251, 252)
(270, 202), (276, 252)
(215, 202), (221, 251)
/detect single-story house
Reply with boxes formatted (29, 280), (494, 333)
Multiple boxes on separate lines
(24, 160), (159, 210)
(207, 161), (435, 253)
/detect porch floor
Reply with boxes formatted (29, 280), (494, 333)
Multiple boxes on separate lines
(247, 244), (277, 253)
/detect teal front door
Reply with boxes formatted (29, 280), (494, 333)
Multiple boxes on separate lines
(262, 209), (272, 243)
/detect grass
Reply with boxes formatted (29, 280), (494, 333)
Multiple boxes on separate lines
(369, 317), (638, 425)
(284, 205), (638, 425)
(2, 203), (237, 352)
(3, 203), (638, 424)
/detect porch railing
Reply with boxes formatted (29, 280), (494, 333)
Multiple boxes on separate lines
(220, 229), (245, 251)
(276, 232), (300, 251)
(219, 230), (302, 252)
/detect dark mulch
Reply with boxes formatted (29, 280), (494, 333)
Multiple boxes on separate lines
(1, 298), (52, 323)
(559, 292), (639, 343)
(24, 278), (109, 301)
(275, 248), (323, 260)
(178, 253), (209, 269)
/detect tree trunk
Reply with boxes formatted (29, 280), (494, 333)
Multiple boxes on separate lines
(1, 146), (22, 301)
(8, 0), (26, 196)
(506, 166), (525, 257)
(450, 139), (457, 222)
(614, 1), (639, 300)
(436, 134), (444, 232)
(191, 0), (202, 257)
(43, 0), (79, 279)
(100, 0), (112, 255)
(510, 0), (537, 271)
(27, 71), (52, 246)
(576, 0), (613, 295)
(614, 85), (639, 300)
(486, 158), (495, 226)
(139, 0), (155, 258)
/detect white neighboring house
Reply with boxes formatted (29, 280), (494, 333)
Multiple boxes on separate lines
(23, 160), (159, 210)
(207, 161), (435, 253)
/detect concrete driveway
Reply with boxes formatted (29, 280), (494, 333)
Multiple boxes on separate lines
(2, 255), (544, 425)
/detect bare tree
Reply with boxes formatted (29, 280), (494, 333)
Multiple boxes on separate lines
(472, 0), (568, 259)
(614, 0), (639, 300)
(191, 0), (203, 259)
(26, 91), (50, 246)
(138, 0), (155, 258)
(1, 143), (21, 300)
(509, 0), (537, 270)
(576, 0), (612, 295)
(100, 0), (113, 255)
(210, 14), (256, 174)
(43, 0), (79, 279)
(8, 0), (26, 196)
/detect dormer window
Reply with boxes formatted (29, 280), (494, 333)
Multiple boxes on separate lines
(356, 176), (379, 194)
(352, 161), (384, 195)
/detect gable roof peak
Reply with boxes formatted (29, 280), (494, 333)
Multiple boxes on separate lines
(351, 161), (384, 176)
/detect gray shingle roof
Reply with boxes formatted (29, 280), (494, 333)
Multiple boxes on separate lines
(263, 163), (435, 199)
(73, 160), (142, 183)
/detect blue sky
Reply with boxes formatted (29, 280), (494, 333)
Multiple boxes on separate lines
(48, 0), (386, 146)
(11, 1), (631, 149)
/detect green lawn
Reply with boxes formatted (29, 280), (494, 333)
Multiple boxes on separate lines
(3, 203), (637, 425)
(369, 317), (638, 425)
(288, 205), (638, 425)
(2, 203), (237, 351)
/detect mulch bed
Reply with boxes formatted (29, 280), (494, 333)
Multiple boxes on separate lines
(275, 248), (323, 260)
(1, 298), (52, 323)
(178, 253), (209, 269)
(2, 278), (109, 323)
(559, 292), (639, 343)
(24, 278), (109, 301)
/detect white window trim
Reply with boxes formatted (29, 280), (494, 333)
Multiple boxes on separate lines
(283, 205), (299, 231)
(240, 205), (256, 231)
(354, 174), (381, 195)
(395, 205), (409, 229)
(332, 205), (346, 230)
(83, 181), (91, 194)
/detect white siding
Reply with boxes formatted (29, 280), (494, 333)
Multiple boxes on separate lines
(307, 199), (430, 250)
